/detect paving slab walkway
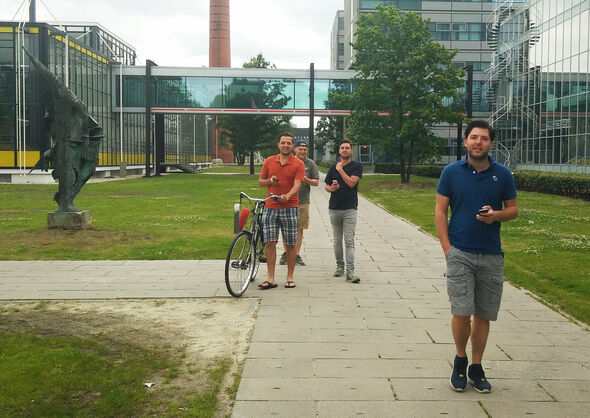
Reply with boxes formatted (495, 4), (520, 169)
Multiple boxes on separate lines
(1, 179), (589, 417)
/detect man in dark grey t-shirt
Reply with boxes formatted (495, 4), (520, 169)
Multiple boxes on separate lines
(280, 139), (319, 266)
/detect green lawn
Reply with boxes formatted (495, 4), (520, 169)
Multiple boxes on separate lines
(360, 174), (590, 325)
(0, 174), (263, 260)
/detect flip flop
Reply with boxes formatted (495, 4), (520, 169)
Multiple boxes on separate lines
(284, 281), (296, 288)
(258, 280), (277, 289)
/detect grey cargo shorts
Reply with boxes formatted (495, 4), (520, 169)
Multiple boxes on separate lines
(445, 246), (504, 321)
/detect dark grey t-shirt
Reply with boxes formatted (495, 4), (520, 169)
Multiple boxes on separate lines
(325, 160), (363, 210)
(299, 157), (319, 204)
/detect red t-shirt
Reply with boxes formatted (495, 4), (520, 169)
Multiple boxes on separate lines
(260, 154), (305, 209)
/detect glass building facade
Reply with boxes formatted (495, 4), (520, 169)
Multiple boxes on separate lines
(0, 21), (144, 171)
(118, 73), (355, 113)
(487, 0), (590, 173)
(335, 0), (506, 161)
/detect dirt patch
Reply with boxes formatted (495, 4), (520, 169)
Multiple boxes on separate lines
(0, 298), (259, 416)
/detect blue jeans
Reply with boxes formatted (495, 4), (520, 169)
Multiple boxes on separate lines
(329, 209), (357, 271)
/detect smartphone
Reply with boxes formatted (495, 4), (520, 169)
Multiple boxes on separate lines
(478, 208), (489, 214)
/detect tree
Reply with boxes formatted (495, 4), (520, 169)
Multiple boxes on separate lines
(314, 80), (352, 159)
(216, 54), (292, 174)
(342, 5), (465, 183)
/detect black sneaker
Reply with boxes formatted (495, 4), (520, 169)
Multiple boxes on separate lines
(450, 355), (468, 392)
(468, 364), (492, 393)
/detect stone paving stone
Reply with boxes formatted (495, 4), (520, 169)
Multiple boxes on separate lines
(375, 342), (509, 361)
(365, 317), (449, 331)
(499, 345), (590, 362)
(368, 328), (435, 345)
(311, 342), (380, 359)
(317, 400), (488, 417)
(495, 318), (584, 334)
(357, 306), (415, 318)
(485, 331), (559, 346)
(255, 316), (365, 330)
(246, 342), (314, 359)
(251, 327), (313, 343)
(231, 401), (316, 418)
(310, 328), (371, 343)
(236, 377), (393, 401)
(310, 305), (360, 317)
(481, 401), (590, 418)
(257, 305), (310, 317)
(410, 307), (452, 319)
(485, 360), (590, 380)
(315, 358), (449, 378)
(505, 308), (571, 321)
(542, 331), (590, 347)
(241, 358), (314, 378)
(535, 380), (590, 402)
(389, 378), (553, 401)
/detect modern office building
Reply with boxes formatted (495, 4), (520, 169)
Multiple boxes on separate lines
(332, 0), (515, 161)
(0, 19), (146, 176)
(330, 10), (346, 70)
(486, 0), (590, 173)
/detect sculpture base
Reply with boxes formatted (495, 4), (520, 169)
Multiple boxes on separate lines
(48, 210), (92, 230)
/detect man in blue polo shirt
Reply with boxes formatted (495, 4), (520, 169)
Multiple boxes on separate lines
(435, 119), (518, 394)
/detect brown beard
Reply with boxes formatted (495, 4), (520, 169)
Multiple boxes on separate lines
(468, 151), (488, 162)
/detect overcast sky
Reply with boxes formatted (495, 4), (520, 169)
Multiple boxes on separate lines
(3, 0), (344, 69)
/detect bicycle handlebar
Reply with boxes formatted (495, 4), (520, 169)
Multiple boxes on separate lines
(240, 192), (280, 203)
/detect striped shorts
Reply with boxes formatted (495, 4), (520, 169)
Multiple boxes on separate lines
(262, 207), (300, 246)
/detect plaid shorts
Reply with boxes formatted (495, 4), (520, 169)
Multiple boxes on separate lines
(262, 207), (299, 245)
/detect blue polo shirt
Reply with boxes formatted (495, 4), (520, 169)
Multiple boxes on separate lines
(436, 156), (517, 254)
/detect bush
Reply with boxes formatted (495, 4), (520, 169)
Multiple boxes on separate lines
(513, 170), (590, 200)
(373, 163), (444, 178)
(373, 164), (590, 200)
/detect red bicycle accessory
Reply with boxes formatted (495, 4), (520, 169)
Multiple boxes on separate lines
(238, 207), (251, 231)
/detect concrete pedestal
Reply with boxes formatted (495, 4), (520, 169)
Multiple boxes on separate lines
(48, 210), (92, 230)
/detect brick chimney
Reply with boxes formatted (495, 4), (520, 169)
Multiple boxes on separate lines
(209, 0), (230, 67)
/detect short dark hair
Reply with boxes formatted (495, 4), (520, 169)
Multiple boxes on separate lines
(464, 120), (495, 141)
(339, 139), (352, 147)
(278, 132), (294, 142)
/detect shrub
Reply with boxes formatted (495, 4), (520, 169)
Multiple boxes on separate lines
(513, 170), (590, 200)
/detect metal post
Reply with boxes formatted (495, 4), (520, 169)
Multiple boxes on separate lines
(466, 64), (473, 119)
(193, 114), (196, 163)
(119, 60), (123, 165)
(309, 62), (315, 160)
(144, 59), (155, 177)
(457, 65), (474, 161)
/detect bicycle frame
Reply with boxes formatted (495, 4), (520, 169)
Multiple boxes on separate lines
(225, 192), (279, 297)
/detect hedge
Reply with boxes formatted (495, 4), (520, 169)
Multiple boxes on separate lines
(374, 163), (445, 178)
(513, 170), (590, 200)
(374, 163), (590, 200)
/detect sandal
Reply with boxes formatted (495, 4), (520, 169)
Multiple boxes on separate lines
(284, 281), (296, 288)
(258, 280), (277, 290)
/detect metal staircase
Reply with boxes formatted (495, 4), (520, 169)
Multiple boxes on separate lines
(485, 1), (542, 167)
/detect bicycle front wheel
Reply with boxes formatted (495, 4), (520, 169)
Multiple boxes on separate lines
(225, 231), (254, 297)
(250, 231), (264, 281)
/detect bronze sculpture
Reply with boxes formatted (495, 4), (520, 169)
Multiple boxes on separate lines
(26, 49), (103, 213)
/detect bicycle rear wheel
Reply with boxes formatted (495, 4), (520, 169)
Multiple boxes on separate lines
(225, 231), (254, 297)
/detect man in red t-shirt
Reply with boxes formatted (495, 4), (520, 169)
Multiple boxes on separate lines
(258, 133), (305, 289)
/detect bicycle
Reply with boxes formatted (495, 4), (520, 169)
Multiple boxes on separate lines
(225, 192), (278, 297)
